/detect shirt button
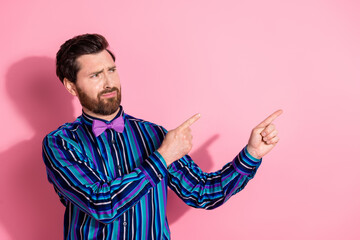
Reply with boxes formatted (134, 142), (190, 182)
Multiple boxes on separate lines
(158, 174), (163, 180)
(111, 140), (115, 144)
(123, 221), (127, 226)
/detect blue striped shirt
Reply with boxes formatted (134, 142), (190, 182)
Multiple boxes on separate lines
(42, 106), (262, 239)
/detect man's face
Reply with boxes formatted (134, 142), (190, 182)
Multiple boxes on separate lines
(73, 50), (121, 116)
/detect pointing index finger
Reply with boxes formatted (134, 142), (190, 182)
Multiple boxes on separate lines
(257, 109), (283, 128)
(178, 113), (201, 130)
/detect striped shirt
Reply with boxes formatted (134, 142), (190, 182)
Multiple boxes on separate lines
(42, 106), (262, 240)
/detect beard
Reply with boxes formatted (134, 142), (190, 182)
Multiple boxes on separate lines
(76, 86), (121, 116)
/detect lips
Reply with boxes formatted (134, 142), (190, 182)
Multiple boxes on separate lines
(101, 91), (117, 98)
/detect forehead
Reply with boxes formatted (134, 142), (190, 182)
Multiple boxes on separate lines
(76, 50), (115, 74)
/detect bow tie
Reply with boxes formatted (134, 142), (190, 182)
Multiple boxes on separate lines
(92, 116), (125, 137)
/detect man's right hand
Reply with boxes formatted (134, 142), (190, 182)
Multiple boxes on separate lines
(157, 113), (201, 166)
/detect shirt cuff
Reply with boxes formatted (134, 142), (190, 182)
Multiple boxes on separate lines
(231, 146), (262, 176)
(138, 151), (168, 187)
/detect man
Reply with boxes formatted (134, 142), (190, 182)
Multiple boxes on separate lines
(42, 33), (282, 239)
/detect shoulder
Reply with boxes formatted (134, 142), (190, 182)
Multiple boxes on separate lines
(43, 117), (85, 147)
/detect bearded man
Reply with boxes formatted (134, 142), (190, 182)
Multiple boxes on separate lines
(42, 33), (282, 239)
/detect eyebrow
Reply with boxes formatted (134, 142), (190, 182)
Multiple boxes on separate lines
(89, 69), (104, 77)
(88, 66), (116, 76)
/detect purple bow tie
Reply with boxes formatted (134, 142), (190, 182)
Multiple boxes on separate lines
(92, 117), (125, 137)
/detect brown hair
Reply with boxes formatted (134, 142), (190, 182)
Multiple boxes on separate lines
(56, 33), (115, 83)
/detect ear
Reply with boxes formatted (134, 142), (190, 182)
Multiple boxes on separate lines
(63, 78), (78, 97)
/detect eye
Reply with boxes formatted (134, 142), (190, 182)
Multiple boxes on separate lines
(109, 67), (116, 73)
(90, 73), (100, 78)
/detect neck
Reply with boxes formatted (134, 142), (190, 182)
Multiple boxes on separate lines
(83, 107), (120, 121)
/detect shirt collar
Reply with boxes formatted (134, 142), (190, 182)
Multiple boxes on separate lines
(80, 105), (124, 126)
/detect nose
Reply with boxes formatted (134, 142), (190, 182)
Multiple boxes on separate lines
(103, 73), (112, 89)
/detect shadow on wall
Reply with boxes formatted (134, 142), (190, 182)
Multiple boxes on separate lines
(0, 56), (217, 239)
(167, 135), (218, 225)
(0, 57), (73, 239)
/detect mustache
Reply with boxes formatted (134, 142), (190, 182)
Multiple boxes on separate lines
(99, 87), (120, 96)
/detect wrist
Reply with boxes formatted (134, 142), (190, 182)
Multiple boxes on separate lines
(157, 147), (171, 166)
(246, 145), (262, 159)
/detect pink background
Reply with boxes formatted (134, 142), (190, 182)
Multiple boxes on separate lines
(1, 0), (359, 239)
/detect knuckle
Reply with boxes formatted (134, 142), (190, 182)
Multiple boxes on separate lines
(269, 131), (277, 138)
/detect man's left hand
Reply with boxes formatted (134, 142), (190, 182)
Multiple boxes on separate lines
(246, 110), (283, 159)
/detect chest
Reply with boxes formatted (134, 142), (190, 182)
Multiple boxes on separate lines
(78, 126), (161, 179)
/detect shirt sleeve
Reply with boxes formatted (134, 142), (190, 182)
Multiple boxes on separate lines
(167, 146), (262, 209)
(42, 134), (168, 224)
